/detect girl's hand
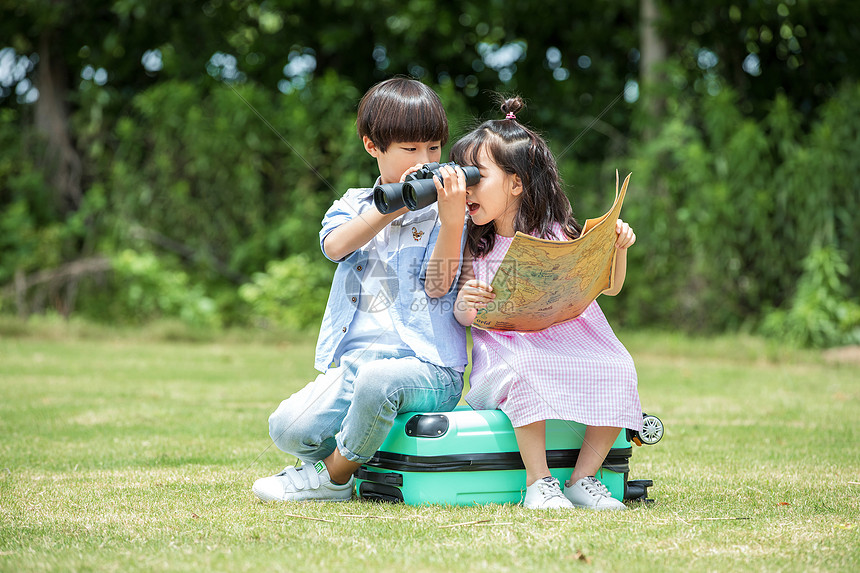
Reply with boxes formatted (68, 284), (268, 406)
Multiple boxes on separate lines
(457, 279), (495, 310)
(433, 164), (468, 225)
(615, 219), (636, 250)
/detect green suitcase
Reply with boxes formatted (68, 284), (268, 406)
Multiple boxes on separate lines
(356, 406), (656, 506)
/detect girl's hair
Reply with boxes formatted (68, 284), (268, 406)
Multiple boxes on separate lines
(450, 96), (581, 258)
(357, 76), (448, 152)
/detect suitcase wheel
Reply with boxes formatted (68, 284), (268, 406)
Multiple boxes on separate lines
(638, 414), (664, 445)
(358, 481), (404, 503)
(625, 479), (654, 503)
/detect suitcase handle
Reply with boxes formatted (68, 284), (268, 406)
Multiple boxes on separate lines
(404, 414), (450, 438)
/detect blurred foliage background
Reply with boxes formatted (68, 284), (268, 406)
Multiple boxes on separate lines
(1, 0), (858, 347)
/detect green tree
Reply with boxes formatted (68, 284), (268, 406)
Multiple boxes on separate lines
(2, 0), (859, 343)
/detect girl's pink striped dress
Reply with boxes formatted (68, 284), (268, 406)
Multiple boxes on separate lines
(466, 231), (643, 432)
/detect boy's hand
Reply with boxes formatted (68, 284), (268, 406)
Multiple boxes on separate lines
(399, 163), (425, 182)
(458, 279), (495, 310)
(433, 164), (468, 224)
(615, 219), (636, 250)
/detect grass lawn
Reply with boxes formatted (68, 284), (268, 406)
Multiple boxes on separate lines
(1, 319), (858, 572)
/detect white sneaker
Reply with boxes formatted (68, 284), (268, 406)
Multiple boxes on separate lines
(523, 477), (575, 509)
(252, 461), (354, 502)
(564, 476), (626, 510)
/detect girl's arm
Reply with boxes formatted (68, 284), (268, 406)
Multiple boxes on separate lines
(602, 219), (636, 296)
(425, 165), (468, 298)
(454, 258), (496, 326)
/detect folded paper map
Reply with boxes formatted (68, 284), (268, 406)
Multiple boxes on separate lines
(472, 171), (631, 332)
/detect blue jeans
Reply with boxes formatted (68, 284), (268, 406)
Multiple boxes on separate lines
(268, 350), (463, 464)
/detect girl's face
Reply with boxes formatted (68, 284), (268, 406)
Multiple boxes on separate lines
(465, 146), (522, 236)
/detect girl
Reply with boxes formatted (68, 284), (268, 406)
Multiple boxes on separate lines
(453, 97), (642, 510)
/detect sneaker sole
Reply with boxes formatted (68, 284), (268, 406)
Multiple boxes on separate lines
(568, 501), (627, 511)
(523, 502), (575, 510)
(252, 485), (354, 503)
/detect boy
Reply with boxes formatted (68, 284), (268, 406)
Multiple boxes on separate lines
(252, 77), (468, 502)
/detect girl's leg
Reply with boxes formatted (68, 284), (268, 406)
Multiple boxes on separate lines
(570, 426), (621, 483)
(515, 421), (573, 509)
(562, 425), (626, 510)
(513, 421), (551, 486)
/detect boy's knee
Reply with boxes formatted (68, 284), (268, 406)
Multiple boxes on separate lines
(268, 408), (315, 451)
(268, 410), (291, 446)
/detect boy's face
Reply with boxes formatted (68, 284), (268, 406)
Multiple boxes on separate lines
(363, 137), (442, 184)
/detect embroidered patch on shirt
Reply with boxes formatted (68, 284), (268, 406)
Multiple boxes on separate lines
(402, 219), (434, 248)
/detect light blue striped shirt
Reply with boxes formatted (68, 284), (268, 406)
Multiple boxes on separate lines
(314, 186), (468, 372)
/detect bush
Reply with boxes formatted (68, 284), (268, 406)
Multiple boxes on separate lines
(239, 254), (334, 331)
(609, 79), (860, 344)
(100, 250), (222, 328)
(0, 109), (67, 284)
(761, 246), (860, 348)
(103, 71), (367, 280)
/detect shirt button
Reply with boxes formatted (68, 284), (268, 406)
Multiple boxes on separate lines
(356, 265), (362, 271)
(342, 327), (347, 332)
(351, 297), (357, 302)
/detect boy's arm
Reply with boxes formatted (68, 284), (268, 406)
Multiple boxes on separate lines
(424, 220), (465, 298)
(323, 206), (406, 262)
(603, 219), (635, 297)
(324, 162), (431, 261)
(425, 165), (467, 298)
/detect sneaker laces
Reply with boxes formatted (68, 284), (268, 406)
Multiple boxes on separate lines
(580, 476), (611, 499)
(535, 477), (566, 501)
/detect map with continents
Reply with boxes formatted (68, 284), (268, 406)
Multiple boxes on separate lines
(473, 172), (630, 332)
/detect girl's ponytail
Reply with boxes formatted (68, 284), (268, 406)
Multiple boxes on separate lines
(501, 96), (524, 121)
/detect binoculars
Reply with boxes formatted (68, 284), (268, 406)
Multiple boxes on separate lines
(373, 162), (481, 214)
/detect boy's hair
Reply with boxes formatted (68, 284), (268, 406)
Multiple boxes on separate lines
(357, 76), (448, 152)
(451, 96), (581, 258)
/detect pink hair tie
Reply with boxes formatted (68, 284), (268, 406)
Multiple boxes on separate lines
(505, 112), (516, 120)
